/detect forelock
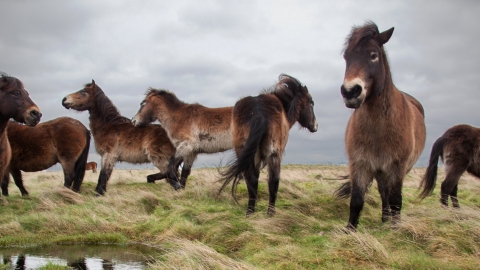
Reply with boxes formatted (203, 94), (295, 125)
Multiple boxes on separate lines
(343, 21), (379, 54)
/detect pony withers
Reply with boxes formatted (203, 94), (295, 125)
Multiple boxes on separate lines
(62, 80), (180, 195)
(335, 22), (426, 231)
(419, 124), (480, 208)
(2, 117), (90, 196)
(0, 73), (42, 191)
(131, 88), (233, 189)
(219, 74), (317, 216)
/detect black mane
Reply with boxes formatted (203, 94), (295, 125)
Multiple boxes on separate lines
(86, 83), (130, 125)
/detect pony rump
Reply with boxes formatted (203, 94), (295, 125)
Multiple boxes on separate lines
(218, 110), (268, 203)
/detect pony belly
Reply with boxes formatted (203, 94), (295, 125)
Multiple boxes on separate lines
(195, 132), (233, 153)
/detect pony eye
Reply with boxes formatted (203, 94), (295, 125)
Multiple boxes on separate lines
(371, 53), (378, 61)
(13, 90), (21, 97)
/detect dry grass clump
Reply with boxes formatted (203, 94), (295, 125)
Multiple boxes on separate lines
(329, 227), (391, 266)
(151, 238), (256, 270)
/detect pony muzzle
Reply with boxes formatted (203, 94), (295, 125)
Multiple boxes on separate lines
(25, 108), (42, 126)
(341, 83), (366, 109)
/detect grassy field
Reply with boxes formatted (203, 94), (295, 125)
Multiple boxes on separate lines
(0, 164), (479, 269)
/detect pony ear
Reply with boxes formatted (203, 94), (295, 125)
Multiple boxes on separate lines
(377, 27), (394, 45)
(91, 79), (96, 86)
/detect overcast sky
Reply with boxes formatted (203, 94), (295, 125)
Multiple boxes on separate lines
(2, 0), (479, 171)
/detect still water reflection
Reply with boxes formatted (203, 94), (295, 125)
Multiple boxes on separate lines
(0, 244), (159, 269)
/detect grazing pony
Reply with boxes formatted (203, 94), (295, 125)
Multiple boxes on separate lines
(419, 124), (480, 207)
(0, 73), (42, 193)
(86, 161), (98, 173)
(62, 80), (179, 195)
(132, 88), (233, 188)
(335, 22), (426, 231)
(218, 74), (318, 216)
(2, 117), (90, 196)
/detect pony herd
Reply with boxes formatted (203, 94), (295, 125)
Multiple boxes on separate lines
(1, 22), (479, 232)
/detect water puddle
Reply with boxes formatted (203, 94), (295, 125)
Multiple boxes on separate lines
(0, 244), (160, 269)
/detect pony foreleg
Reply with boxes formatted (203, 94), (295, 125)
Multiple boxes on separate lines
(375, 172), (391, 223)
(346, 170), (373, 231)
(388, 179), (403, 225)
(179, 155), (196, 188)
(96, 156), (115, 195)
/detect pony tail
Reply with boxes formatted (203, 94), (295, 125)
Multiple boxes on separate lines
(218, 114), (268, 203)
(334, 181), (352, 199)
(418, 136), (444, 200)
(72, 129), (91, 192)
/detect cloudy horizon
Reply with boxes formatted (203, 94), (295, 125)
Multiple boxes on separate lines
(2, 0), (479, 171)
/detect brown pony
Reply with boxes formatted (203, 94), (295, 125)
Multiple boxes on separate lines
(2, 117), (90, 196)
(335, 22), (426, 231)
(0, 73), (42, 193)
(131, 88), (233, 188)
(419, 124), (480, 207)
(86, 161), (98, 173)
(218, 74), (318, 216)
(62, 80), (180, 195)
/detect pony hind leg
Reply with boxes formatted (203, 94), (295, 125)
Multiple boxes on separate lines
(60, 161), (76, 190)
(10, 169), (29, 196)
(1, 172), (10, 196)
(245, 168), (260, 217)
(441, 161), (467, 207)
(165, 155), (183, 189)
(267, 154), (281, 216)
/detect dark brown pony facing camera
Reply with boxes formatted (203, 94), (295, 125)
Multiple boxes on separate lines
(0, 73), (42, 193)
(219, 74), (318, 217)
(419, 124), (480, 208)
(62, 80), (179, 195)
(2, 117), (90, 196)
(335, 22), (426, 231)
(86, 161), (98, 173)
(131, 88), (234, 189)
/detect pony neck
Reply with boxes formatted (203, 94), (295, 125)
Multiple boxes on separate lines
(88, 90), (127, 128)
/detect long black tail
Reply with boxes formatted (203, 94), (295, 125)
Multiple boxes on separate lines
(218, 115), (268, 203)
(418, 136), (444, 200)
(72, 130), (91, 192)
(334, 181), (352, 199)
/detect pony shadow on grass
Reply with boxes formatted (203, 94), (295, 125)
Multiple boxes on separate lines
(218, 74), (318, 217)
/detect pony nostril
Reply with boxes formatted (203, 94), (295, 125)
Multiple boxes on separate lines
(351, 85), (362, 98)
(62, 97), (67, 104)
(30, 110), (42, 119)
(341, 84), (363, 99)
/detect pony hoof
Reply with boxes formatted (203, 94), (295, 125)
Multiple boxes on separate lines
(267, 208), (276, 217)
(343, 224), (357, 233)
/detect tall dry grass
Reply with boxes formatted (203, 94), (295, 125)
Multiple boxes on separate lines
(0, 165), (479, 269)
